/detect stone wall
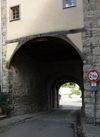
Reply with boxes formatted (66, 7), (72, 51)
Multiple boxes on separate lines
(83, 0), (100, 123)
(0, 0), (2, 90)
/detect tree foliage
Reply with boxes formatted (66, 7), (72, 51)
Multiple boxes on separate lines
(62, 82), (75, 88)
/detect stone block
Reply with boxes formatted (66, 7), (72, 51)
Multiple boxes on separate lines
(93, 47), (100, 56)
(96, 18), (100, 27)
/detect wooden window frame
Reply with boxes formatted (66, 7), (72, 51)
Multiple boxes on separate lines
(10, 5), (20, 22)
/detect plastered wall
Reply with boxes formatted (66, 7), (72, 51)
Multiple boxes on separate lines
(7, 0), (84, 40)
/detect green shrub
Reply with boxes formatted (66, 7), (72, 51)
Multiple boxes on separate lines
(71, 90), (81, 95)
(62, 82), (75, 88)
(0, 92), (12, 115)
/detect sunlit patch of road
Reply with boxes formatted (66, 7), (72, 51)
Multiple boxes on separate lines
(59, 95), (82, 110)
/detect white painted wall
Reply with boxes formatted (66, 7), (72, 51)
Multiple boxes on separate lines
(6, 43), (18, 61)
(67, 33), (83, 51)
(6, 0), (84, 62)
(7, 0), (84, 40)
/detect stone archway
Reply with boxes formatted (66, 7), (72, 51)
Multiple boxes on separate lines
(8, 36), (84, 115)
(46, 73), (84, 111)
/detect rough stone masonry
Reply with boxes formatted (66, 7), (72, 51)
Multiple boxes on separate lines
(83, 0), (100, 123)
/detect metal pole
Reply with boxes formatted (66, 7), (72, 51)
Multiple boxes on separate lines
(93, 91), (96, 126)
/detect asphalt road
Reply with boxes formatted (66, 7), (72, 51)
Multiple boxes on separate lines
(0, 109), (78, 137)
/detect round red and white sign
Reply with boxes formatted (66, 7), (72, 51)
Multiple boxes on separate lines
(87, 69), (100, 83)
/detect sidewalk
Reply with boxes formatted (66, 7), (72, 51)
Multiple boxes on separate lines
(81, 118), (100, 137)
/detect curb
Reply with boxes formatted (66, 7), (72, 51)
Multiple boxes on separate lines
(0, 115), (7, 120)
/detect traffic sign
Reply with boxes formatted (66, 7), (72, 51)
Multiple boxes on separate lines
(87, 69), (100, 83)
(87, 68), (99, 126)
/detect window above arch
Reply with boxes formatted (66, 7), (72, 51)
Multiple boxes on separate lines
(10, 5), (20, 21)
(63, 0), (76, 9)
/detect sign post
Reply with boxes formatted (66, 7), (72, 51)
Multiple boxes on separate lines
(87, 69), (100, 126)
(91, 82), (96, 126)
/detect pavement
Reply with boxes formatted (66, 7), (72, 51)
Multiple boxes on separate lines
(0, 110), (76, 137)
(81, 118), (100, 137)
(0, 113), (100, 137)
(0, 112), (46, 133)
(60, 97), (100, 137)
(0, 96), (100, 137)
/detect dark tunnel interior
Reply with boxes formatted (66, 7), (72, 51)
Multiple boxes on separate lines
(9, 37), (84, 115)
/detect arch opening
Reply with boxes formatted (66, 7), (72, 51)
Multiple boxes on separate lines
(9, 36), (84, 115)
(58, 82), (82, 110)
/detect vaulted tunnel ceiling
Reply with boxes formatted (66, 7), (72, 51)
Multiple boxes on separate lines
(13, 37), (82, 62)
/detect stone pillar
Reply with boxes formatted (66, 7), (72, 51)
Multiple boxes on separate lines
(0, 0), (2, 91)
(1, 0), (9, 93)
(83, 0), (100, 123)
(54, 88), (58, 108)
